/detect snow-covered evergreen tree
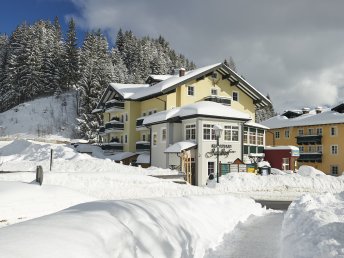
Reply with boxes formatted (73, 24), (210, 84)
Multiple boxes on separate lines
(255, 94), (277, 123)
(77, 30), (113, 139)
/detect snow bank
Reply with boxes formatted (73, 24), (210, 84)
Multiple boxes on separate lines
(215, 172), (344, 200)
(298, 165), (326, 177)
(0, 195), (266, 258)
(281, 192), (344, 258)
(0, 181), (94, 227)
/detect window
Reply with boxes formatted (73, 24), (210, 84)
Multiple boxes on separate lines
(142, 112), (146, 117)
(331, 145), (338, 155)
(282, 158), (290, 171)
(185, 124), (196, 140)
(308, 145), (316, 153)
(232, 92), (239, 101)
(124, 135), (128, 143)
(142, 134), (146, 141)
(152, 133), (157, 146)
(275, 131), (280, 139)
(120, 114), (124, 122)
(224, 126), (239, 141)
(153, 110), (157, 113)
(250, 129), (257, 145)
(308, 128), (314, 135)
(203, 124), (216, 140)
(208, 162), (215, 175)
(125, 113), (128, 122)
(211, 72), (218, 79)
(330, 165), (339, 176)
(330, 127), (337, 136)
(299, 146), (304, 153)
(120, 135), (123, 143)
(148, 111), (153, 115)
(187, 86), (194, 96)
(211, 88), (218, 95)
(317, 145), (322, 153)
(298, 129), (304, 136)
(285, 129), (290, 138)
(316, 128), (323, 135)
(257, 130), (264, 145)
(161, 128), (166, 142)
(243, 128), (248, 144)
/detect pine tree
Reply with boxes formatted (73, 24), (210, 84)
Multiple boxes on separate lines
(255, 94), (277, 123)
(63, 18), (79, 89)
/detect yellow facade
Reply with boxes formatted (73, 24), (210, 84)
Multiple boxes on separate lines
(100, 68), (264, 158)
(266, 124), (344, 175)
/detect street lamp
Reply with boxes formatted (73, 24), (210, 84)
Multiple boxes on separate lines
(213, 124), (223, 183)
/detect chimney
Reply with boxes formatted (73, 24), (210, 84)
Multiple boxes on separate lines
(302, 107), (310, 114)
(315, 107), (322, 114)
(179, 68), (186, 77)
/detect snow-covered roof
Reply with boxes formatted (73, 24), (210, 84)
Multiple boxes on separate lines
(101, 63), (270, 107)
(108, 152), (136, 161)
(261, 109), (344, 129)
(147, 74), (174, 81)
(109, 83), (150, 99)
(265, 146), (299, 151)
(164, 141), (197, 153)
(143, 101), (251, 125)
(244, 121), (269, 129)
(136, 153), (150, 164)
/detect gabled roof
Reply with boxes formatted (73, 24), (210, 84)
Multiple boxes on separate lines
(96, 62), (271, 108)
(143, 101), (251, 126)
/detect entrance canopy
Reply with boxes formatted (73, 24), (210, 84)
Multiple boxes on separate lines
(164, 141), (197, 153)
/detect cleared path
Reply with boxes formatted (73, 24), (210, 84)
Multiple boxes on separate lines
(204, 212), (284, 258)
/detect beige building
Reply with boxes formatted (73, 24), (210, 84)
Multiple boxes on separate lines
(262, 105), (344, 176)
(94, 62), (270, 175)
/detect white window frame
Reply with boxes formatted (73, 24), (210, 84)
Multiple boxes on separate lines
(203, 124), (216, 140)
(308, 128), (314, 135)
(282, 158), (290, 171)
(187, 85), (194, 96)
(331, 145), (338, 155)
(275, 131), (280, 139)
(232, 91), (239, 101)
(285, 129), (290, 138)
(330, 127), (337, 136)
(124, 134), (128, 144)
(298, 129), (304, 136)
(257, 131), (264, 146)
(224, 125), (239, 142)
(161, 128), (167, 142)
(316, 128), (323, 135)
(208, 161), (215, 175)
(185, 124), (196, 140)
(317, 145), (322, 153)
(330, 165), (339, 176)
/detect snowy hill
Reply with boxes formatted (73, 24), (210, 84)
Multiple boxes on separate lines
(0, 92), (78, 142)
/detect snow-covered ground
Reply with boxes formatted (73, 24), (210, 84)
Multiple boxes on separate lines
(281, 192), (344, 258)
(1, 139), (344, 257)
(0, 92), (78, 142)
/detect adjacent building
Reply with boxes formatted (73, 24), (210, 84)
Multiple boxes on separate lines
(261, 105), (344, 176)
(94, 62), (271, 185)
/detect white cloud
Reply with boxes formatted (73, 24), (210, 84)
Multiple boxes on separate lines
(66, 0), (344, 112)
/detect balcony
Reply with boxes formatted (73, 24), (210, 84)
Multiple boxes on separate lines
(105, 121), (124, 132)
(296, 135), (322, 145)
(98, 126), (106, 136)
(104, 100), (124, 112)
(136, 118), (147, 131)
(136, 141), (150, 153)
(298, 153), (322, 162)
(204, 96), (231, 106)
(100, 142), (123, 152)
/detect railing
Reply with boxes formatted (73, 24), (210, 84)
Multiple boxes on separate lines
(105, 101), (124, 111)
(136, 141), (150, 152)
(105, 122), (124, 131)
(296, 135), (322, 145)
(204, 96), (231, 105)
(100, 143), (123, 151)
(298, 153), (322, 162)
(136, 118), (147, 131)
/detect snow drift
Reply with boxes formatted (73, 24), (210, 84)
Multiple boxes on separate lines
(281, 192), (344, 258)
(0, 195), (266, 258)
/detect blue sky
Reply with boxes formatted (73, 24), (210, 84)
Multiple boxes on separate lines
(0, 0), (80, 38)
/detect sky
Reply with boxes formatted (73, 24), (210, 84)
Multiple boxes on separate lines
(1, 0), (344, 112)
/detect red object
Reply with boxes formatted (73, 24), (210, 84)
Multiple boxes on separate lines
(264, 147), (298, 171)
